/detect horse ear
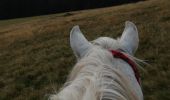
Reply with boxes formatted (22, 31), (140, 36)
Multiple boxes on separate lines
(120, 21), (139, 55)
(70, 25), (92, 59)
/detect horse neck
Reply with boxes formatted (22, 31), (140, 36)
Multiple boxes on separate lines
(53, 49), (143, 100)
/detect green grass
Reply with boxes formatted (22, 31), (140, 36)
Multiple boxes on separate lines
(0, 0), (170, 99)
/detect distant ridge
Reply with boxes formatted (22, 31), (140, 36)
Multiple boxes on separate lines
(0, 0), (144, 20)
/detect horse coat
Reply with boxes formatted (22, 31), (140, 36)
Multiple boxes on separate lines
(49, 21), (143, 100)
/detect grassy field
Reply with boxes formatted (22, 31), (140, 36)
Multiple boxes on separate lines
(0, 0), (170, 100)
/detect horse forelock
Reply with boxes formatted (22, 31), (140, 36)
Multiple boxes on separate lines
(92, 37), (121, 50)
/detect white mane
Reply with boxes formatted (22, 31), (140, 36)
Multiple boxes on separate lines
(49, 21), (143, 100)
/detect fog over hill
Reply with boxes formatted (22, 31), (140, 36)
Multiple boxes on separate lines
(0, 0), (144, 19)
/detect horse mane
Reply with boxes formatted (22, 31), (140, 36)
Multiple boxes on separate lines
(49, 37), (143, 100)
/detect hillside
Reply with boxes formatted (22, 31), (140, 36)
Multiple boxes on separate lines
(0, 0), (170, 100)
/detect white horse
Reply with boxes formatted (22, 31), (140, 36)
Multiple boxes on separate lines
(49, 21), (143, 100)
